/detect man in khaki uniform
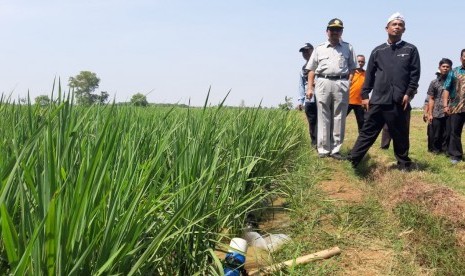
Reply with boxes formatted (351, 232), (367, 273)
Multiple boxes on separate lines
(306, 18), (356, 159)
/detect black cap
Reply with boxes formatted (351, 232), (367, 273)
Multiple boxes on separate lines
(299, 43), (314, 52)
(327, 18), (344, 29)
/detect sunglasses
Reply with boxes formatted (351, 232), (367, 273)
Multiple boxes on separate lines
(328, 28), (343, 32)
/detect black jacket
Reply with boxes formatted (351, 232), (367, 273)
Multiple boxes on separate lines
(362, 41), (421, 104)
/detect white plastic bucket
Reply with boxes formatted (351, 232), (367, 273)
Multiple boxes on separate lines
(229, 237), (248, 254)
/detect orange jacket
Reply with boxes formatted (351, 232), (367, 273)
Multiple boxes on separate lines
(349, 69), (365, 105)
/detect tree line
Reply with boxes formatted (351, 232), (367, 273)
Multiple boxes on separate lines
(35, 71), (149, 107)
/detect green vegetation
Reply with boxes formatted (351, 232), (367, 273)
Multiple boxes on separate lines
(269, 110), (465, 275)
(130, 93), (149, 107)
(34, 95), (51, 106)
(395, 203), (465, 275)
(3, 90), (465, 275)
(68, 71), (108, 105)
(0, 89), (304, 274)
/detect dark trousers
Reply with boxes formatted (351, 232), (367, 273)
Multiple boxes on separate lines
(427, 123), (434, 152)
(350, 103), (411, 166)
(431, 116), (449, 153)
(379, 110), (411, 149)
(448, 112), (465, 160)
(347, 104), (365, 132)
(380, 124), (391, 149)
(304, 102), (318, 147)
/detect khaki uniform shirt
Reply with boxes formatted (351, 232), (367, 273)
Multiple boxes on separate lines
(305, 40), (356, 76)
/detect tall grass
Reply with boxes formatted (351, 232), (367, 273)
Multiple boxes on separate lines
(0, 89), (303, 274)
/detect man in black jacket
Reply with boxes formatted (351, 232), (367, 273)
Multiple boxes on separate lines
(349, 12), (421, 170)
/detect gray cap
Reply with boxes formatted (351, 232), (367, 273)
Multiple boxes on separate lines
(299, 43), (314, 52)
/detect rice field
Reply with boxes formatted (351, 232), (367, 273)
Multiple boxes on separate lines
(0, 90), (304, 275)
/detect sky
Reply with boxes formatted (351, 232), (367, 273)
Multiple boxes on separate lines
(0, 0), (464, 108)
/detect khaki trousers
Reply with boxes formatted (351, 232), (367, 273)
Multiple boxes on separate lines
(314, 78), (349, 155)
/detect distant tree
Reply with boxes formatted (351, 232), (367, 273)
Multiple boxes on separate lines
(97, 91), (109, 105)
(35, 95), (51, 106)
(130, 93), (149, 107)
(239, 99), (246, 107)
(68, 71), (100, 105)
(153, 103), (189, 108)
(278, 96), (293, 111)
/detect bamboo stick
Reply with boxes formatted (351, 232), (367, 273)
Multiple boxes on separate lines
(248, 246), (341, 275)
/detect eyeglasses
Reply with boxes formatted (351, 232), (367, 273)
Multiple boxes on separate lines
(328, 28), (343, 32)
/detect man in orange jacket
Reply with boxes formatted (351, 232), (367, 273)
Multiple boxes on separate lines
(347, 54), (366, 132)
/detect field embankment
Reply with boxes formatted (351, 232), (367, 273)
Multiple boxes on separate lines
(266, 110), (465, 275)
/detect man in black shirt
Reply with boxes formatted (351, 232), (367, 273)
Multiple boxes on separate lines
(427, 58), (453, 154)
(349, 12), (421, 170)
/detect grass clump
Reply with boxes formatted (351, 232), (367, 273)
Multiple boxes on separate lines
(395, 202), (465, 275)
(331, 199), (386, 240)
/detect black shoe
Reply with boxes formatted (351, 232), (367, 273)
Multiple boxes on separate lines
(347, 153), (362, 168)
(397, 162), (414, 172)
(330, 153), (346, 160)
(380, 146), (389, 150)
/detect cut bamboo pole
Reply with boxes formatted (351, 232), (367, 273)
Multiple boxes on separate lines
(248, 246), (341, 275)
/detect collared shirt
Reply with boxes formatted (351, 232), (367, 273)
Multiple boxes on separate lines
(349, 68), (365, 105)
(444, 66), (465, 114)
(305, 40), (356, 76)
(427, 75), (447, 118)
(362, 40), (421, 105)
(298, 64), (315, 105)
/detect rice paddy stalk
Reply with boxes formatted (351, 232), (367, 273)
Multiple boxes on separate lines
(0, 86), (304, 274)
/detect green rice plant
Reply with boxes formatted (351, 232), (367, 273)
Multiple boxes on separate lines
(0, 86), (304, 275)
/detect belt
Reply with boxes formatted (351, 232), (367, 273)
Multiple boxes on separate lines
(317, 74), (348, 80)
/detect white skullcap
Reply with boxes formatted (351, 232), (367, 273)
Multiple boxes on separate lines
(387, 12), (405, 24)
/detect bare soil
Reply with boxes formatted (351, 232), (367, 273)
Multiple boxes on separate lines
(319, 170), (364, 204)
(341, 246), (394, 276)
(319, 162), (396, 275)
(389, 182), (465, 225)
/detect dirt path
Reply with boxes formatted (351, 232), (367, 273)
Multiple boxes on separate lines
(317, 160), (398, 275)
(325, 138), (465, 275)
